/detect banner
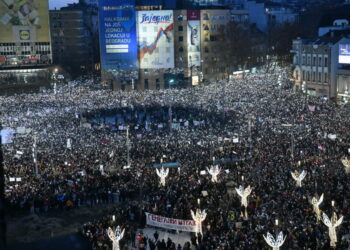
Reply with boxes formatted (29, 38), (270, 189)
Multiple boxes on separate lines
(187, 10), (200, 67)
(98, 0), (138, 71)
(1, 128), (14, 144)
(145, 212), (197, 232)
(137, 10), (174, 69)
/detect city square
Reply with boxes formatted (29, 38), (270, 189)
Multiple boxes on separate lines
(1, 0), (350, 250)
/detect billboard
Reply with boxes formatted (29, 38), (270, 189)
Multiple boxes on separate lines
(0, 0), (50, 43)
(339, 44), (350, 64)
(98, 0), (138, 72)
(187, 10), (201, 67)
(137, 10), (174, 69)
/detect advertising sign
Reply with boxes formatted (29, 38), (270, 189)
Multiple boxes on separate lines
(339, 44), (350, 64)
(145, 212), (197, 232)
(98, 0), (138, 72)
(0, 0), (50, 43)
(137, 10), (174, 69)
(187, 10), (201, 67)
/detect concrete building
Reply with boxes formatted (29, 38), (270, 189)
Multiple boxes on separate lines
(291, 30), (350, 101)
(200, 9), (231, 81)
(243, 0), (298, 32)
(50, 9), (94, 74)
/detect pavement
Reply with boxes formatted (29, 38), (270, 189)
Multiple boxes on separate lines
(7, 233), (91, 250)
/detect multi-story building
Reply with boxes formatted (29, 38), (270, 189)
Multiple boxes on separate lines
(200, 9), (231, 82)
(291, 30), (350, 101)
(99, 1), (233, 91)
(50, 9), (94, 74)
(0, 0), (52, 68)
(243, 0), (298, 32)
(0, 0), (52, 89)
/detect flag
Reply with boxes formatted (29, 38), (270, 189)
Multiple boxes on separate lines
(1, 129), (14, 144)
(67, 138), (72, 149)
(308, 105), (315, 112)
(327, 134), (336, 140)
(317, 143), (326, 151)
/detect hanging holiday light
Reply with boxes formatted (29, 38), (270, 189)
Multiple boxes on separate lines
(206, 165), (221, 183)
(235, 185), (252, 218)
(341, 158), (350, 173)
(156, 167), (169, 186)
(322, 212), (343, 247)
(263, 231), (286, 250)
(107, 226), (125, 250)
(291, 170), (306, 187)
(310, 193), (323, 222)
(191, 208), (207, 237)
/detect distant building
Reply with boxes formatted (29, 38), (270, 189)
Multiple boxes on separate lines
(291, 30), (350, 102)
(243, 0), (298, 32)
(0, 0), (52, 89)
(0, 0), (52, 68)
(50, 9), (94, 74)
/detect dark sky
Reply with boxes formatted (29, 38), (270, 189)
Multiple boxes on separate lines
(49, 0), (78, 10)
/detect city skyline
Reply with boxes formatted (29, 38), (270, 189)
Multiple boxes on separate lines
(49, 0), (78, 10)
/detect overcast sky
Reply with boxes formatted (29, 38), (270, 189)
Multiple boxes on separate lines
(49, 0), (78, 10)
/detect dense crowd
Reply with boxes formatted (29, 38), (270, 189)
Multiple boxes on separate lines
(1, 67), (350, 249)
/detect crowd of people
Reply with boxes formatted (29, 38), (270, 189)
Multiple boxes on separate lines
(1, 67), (350, 249)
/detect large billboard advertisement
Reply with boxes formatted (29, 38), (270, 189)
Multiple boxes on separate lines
(187, 10), (201, 68)
(0, 0), (50, 43)
(339, 44), (350, 64)
(137, 10), (174, 69)
(98, 0), (138, 72)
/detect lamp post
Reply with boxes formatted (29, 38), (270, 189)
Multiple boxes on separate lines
(32, 132), (39, 176)
(235, 185), (252, 218)
(0, 121), (7, 249)
(107, 226), (125, 250)
(126, 126), (131, 168)
(291, 170), (306, 187)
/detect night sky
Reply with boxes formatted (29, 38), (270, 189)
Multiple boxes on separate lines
(49, 0), (78, 10)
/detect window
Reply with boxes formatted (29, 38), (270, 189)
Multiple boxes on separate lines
(307, 72), (310, 81)
(313, 57), (316, 66)
(204, 47), (209, 53)
(302, 56), (306, 65)
(319, 72), (321, 81)
(144, 79), (149, 89)
(177, 15), (183, 21)
(179, 36), (183, 42)
(178, 47), (183, 52)
(313, 72), (315, 81)
(324, 73), (328, 82)
(178, 26), (183, 31)
(324, 57), (328, 66)
(319, 57), (322, 66)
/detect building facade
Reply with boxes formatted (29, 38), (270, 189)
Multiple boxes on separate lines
(101, 7), (232, 91)
(50, 10), (94, 74)
(0, 0), (52, 68)
(291, 33), (350, 101)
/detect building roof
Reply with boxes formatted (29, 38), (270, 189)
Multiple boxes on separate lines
(313, 29), (350, 45)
